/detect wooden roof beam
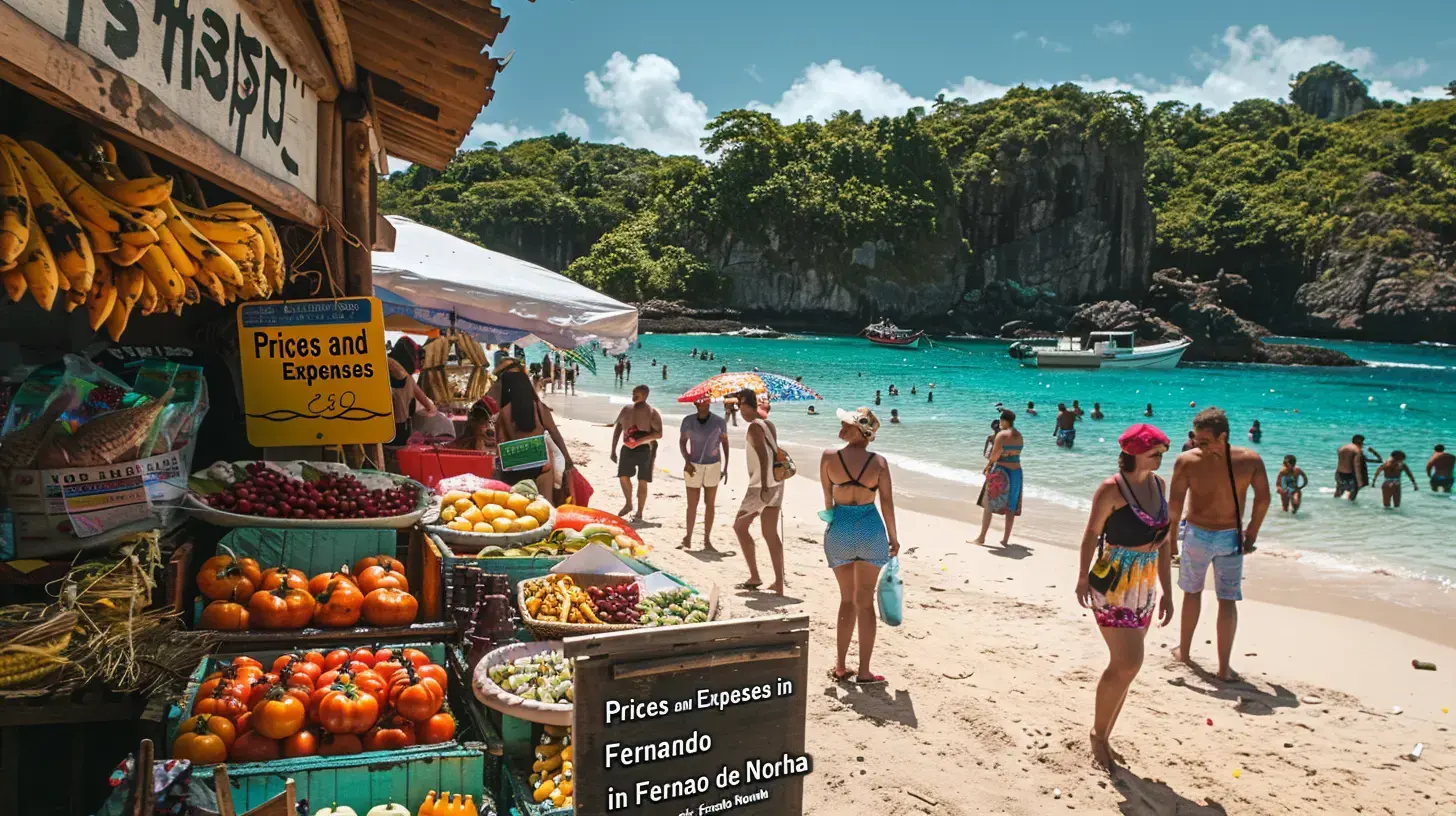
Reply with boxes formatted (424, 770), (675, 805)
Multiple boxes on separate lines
(310, 0), (358, 91)
(339, 0), (496, 57)
(238, 0), (340, 101)
(397, 0), (508, 43)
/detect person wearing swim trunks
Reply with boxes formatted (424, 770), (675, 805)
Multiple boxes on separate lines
(821, 407), (899, 686)
(1076, 423), (1174, 768)
(1335, 434), (1382, 501)
(733, 389), (787, 594)
(1275, 454), (1308, 513)
(975, 409), (1024, 547)
(679, 397), (729, 550)
(1372, 450), (1419, 508)
(1090, 402), (1105, 420)
(610, 385), (663, 522)
(1168, 407), (1270, 682)
(1055, 403), (1077, 448)
(1427, 445), (1454, 492)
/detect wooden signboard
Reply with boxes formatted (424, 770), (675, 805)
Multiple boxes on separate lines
(236, 297), (393, 447)
(566, 616), (811, 816)
(3, 0), (319, 212)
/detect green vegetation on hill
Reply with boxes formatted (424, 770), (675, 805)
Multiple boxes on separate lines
(380, 65), (1456, 322)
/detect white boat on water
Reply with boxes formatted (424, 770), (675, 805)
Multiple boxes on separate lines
(1008, 331), (1192, 369)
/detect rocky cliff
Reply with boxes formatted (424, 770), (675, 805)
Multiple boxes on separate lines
(1289, 62), (1378, 122)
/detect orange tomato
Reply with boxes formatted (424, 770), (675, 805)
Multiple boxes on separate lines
(356, 564), (409, 594)
(417, 712), (456, 745)
(317, 682), (381, 735)
(257, 566), (308, 592)
(388, 666), (443, 722)
(363, 713), (416, 751)
(312, 579), (364, 628)
(282, 728), (319, 758)
(248, 586), (314, 629)
(199, 599), (250, 630)
(252, 686), (306, 739)
(195, 554), (257, 603)
(317, 732), (363, 756)
(308, 564), (357, 596)
(353, 554), (405, 576)
(172, 714), (236, 763)
(229, 731), (281, 763)
(360, 588), (418, 627)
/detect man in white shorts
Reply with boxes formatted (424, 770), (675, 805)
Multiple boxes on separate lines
(679, 396), (729, 550)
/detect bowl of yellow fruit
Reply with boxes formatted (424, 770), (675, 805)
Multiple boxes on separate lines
(425, 485), (556, 546)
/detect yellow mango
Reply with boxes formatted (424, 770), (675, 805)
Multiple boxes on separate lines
(447, 519), (473, 531)
(441, 490), (471, 505)
(482, 503), (504, 520)
(461, 505), (484, 524)
(491, 517), (513, 533)
(471, 490), (492, 507)
(440, 506), (457, 522)
(453, 498), (475, 514)
(473, 522), (493, 533)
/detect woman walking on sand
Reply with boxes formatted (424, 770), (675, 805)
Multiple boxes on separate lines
(1076, 424), (1175, 769)
(975, 409), (1023, 546)
(820, 408), (899, 686)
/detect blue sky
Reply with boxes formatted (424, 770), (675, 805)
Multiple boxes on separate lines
(396, 0), (1454, 166)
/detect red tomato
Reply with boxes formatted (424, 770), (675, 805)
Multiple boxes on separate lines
(322, 649), (352, 670)
(282, 728), (319, 758)
(316, 682), (381, 735)
(229, 731), (281, 763)
(417, 712), (456, 745)
(317, 732), (363, 756)
(349, 647), (377, 667)
(363, 714), (416, 751)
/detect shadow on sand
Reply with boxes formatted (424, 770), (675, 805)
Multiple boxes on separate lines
(1112, 767), (1228, 814)
(986, 542), (1035, 560)
(821, 684), (918, 728)
(742, 593), (804, 611)
(683, 548), (732, 563)
(1169, 662), (1299, 715)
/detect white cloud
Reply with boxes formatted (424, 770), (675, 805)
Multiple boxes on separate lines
(1094, 21), (1132, 38)
(552, 109), (591, 140)
(387, 156), (413, 174)
(584, 52), (710, 156)
(748, 60), (932, 123)
(1038, 36), (1071, 53)
(1379, 58), (1428, 80)
(464, 120), (541, 149)
(1012, 30), (1028, 41)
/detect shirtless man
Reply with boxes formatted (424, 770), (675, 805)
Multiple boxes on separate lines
(610, 385), (663, 522)
(1054, 404), (1076, 448)
(1335, 435), (1382, 501)
(1428, 444), (1454, 492)
(1168, 408), (1270, 682)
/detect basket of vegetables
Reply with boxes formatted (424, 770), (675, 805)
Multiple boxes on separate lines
(517, 574), (643, 640)
(471, 640), (573, 726)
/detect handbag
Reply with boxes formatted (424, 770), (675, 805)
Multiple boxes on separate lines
(1087, 534), (1119, 594)
(876, 557), (903, 626)
(760, 420), (796, 481)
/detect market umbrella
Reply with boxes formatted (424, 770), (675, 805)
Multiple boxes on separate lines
(677, 372), (822, 403)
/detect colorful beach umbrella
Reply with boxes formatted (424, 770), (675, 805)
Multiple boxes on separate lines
(677, 372), (822, 403)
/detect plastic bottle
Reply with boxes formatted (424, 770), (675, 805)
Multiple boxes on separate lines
(450, 793), (464, 816)
(463, 795), (479, 816)
(417, 791), (436, 816)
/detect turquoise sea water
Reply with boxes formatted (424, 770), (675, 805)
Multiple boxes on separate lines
(561, 334), (1456, 587)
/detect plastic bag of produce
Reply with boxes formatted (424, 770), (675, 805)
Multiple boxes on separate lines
(876, 557), (903, 627)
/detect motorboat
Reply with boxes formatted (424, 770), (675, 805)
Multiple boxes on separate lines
(1008, 331), (1191, 369)
(863, 320), (925, 347)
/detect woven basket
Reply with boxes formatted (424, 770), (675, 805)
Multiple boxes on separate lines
(471, 640), (572, 726)
(517, 573), (643, 640)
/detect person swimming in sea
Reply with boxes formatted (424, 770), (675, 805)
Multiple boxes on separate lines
(890, 409), (900, 424)
(1072, 399), (1085, 420)
(1144, 403), (1154, 417)
(874, 390), (881, 406)
(1427, 444), (1454, 492)
(1248, 420), (1262, 443)
(1090, 402), (1105, 420)
(911, 386), (917, 396)
(927, 390), (933, 403)
(1373, 451), (1418, 508)
(1276, 454), (1308, 513)
(1026, 401), (1037, 416)
(807, 405), (818, 415)
(1335, 434), (1382, 501)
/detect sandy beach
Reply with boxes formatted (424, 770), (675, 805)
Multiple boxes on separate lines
(544, 393), (1455, 814)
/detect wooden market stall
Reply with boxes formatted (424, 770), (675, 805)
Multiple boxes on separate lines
(0, 1), (512, 813)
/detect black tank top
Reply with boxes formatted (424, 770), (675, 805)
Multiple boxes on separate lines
(1102, 474), (1169, 547)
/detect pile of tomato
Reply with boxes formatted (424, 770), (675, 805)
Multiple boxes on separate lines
(195, 552), (419, 631)
(171, 646), (456, 764)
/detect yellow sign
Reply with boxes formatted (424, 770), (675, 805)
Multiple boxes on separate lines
(237, 297), (394, 447)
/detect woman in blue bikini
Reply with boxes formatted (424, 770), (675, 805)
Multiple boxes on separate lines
(820, 407), (899, 686)
(976, 409), (1024, 547)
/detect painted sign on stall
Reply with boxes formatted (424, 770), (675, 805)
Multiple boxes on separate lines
(567, 617), (812, 816)
(237, 298), (393, 447)
(6, 0), (318, 199)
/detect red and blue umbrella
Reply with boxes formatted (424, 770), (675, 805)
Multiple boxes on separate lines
(677, 371), (821, 403)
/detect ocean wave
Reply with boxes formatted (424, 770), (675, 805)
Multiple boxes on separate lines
(1362, 361), (1451, 370)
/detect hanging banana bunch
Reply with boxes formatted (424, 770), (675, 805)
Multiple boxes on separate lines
(0, 135), (289, 340)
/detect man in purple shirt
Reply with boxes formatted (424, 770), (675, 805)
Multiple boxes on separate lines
(679, 396), (730, 550)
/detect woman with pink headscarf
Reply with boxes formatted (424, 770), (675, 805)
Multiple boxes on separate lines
(1075, 423), (1175, 768)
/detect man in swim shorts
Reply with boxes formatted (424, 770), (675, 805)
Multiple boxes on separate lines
(1428, 444), (1454, 492)
(1167, 408), (1270, 682)
(1054, 403), (1076, 448)
(1335, 434), (1381, 501)
(610, 385), (663, 522)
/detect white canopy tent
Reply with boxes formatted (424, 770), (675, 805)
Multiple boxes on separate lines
(372, 216), (638, 353)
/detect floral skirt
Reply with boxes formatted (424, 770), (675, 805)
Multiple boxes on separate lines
(1091, 547), (1159, 629)
(977, 465), (1023, 516)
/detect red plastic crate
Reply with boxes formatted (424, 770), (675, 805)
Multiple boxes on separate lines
(396, 444), (494, 490)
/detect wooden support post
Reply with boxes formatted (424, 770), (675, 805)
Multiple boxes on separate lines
(342, 115), (373, 298)
(316, 101), (346, 295)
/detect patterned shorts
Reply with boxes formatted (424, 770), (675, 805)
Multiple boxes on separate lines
(1177, 524), (1243, 601)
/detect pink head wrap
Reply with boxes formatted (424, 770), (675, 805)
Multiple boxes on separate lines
(1119, 423), (1170, 456)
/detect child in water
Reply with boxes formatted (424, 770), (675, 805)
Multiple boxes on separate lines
(1248, 420), (1262, 443)
(1276, 454), (1307, 513)
(1372, 451), (1419, 508)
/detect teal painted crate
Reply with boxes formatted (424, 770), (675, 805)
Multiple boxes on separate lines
(217, 527), (400, 576)
(168, 642), (458, 759)
(212, 744), (487, 816)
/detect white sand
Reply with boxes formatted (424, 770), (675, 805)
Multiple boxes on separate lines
(546, 396), (1456, 814)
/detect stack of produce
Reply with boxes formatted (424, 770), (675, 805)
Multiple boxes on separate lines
(196, 551), (418, 631)
(418, 329), (490, 407)
(521, 575), (641, 626)
(637, 588), (711, 627)
(171, 647), (455, 764)
(1, 136), (285, 339)
(529, 726), (574, 808)
(485, 650), (573, 705)
(193, 462), (422, 522)
(415, 791), (481, 816)
(553, 506), (651, 558)
(438, 483), (551, 535)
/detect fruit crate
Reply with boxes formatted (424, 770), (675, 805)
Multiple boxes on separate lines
(427, 533), (659, 603)
(191, 527), (452, 644)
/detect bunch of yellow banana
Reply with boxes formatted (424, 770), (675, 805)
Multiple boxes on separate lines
(0, 136), (286, 341)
